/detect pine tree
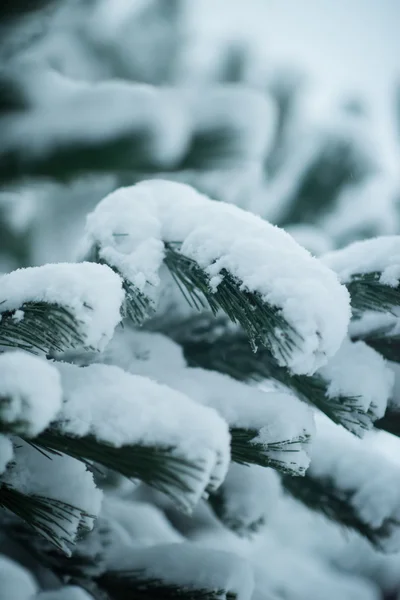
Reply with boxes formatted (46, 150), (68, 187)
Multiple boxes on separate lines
(2, 3), (400, 600)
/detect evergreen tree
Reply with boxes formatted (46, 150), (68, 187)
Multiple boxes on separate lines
(1, 3), (400, 600)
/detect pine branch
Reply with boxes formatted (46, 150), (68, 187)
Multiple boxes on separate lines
(0, 301), (84, 355)
(164, 242), (301, 359)
(33, 429), (209, 513)
(174, 319), (374, 436)
(230, 428), (310, 476)
(84, 245), (153, 326)
(0, 483), (94, 555)
(99, 571), (235, 600)
(282, 473), (397, 551)
(346, 272), (400, 316)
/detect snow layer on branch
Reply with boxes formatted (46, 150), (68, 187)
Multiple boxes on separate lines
(101, 497), (184, 549)
(102, 328), (187, 376)
(166, 368), (314, 474)
(309, 422), (400, 552)
(0, 351), (62, 436)
(2, 441), (101, 553)
(107, 543), (254, 600)
(102, 328), (314, 473)
(83, 180), (350, 374)
(0, 262), (123, 350)
(36, 588), (93, 600)
(0, 435), (13, 474)
(252, 546), (379, 600)
(322, 236), (400, 286)
(0, 555), (38, 600)
(215, 464), (281, 535)
(56, 362), (230, 504)
(318, 338), (393, 420)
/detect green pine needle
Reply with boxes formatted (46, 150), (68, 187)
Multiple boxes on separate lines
(175, 320), (373, 436)
(34, 429), (208, 513)
(84, 244), (154, 326)
(0, 483), (94, 555)
(230, 428), (310, 476)
(0, 301), (84, 356)
(164, 242), (302, 362)
(282, 473), (397, 550)
(346, 272), (400, 316)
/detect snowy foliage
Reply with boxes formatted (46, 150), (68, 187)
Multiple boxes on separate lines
(1, 2), (400, 600)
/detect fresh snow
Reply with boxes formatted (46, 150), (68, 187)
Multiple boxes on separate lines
(82, 179), (351, 374)
(0, 351), (62, 436)
(55, 361), (231, 508)
(106, 543), (255, 600)
(102, 328), (314, 474)
(322, 236), (400, 286)
(0, 262), (124, 351)
(318, 338), (394, 426)
(0, 555), (38, 600)
(309, 422), (400, 553)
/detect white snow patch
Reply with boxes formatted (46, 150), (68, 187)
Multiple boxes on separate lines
(0, 351), (62, 436)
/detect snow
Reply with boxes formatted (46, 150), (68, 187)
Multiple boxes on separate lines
(0, 555), (38, 600)
(214, 464), (281, 535)
(284, 224), (334, 257)
(164, 368), (314, 475)
(309, 421), (400, 553)
(101, 497), (184, 548)
(322, 236), (400, 286)
(2, 440), (102, 556)
(0, 351), (62, 436)
(106, 543), (255, 600)
(101, 328), (314, 474)
(0, 262), (124, 351)
(55, 361), (231, 509)
(0, 435), (13, 474)
(82, 180), (351, 375)
(318, 338), (394, 423)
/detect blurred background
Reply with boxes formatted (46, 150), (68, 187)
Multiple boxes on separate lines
(2, 0), (400, 272)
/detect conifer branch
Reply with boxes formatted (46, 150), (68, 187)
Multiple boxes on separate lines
(230, 428), (310, 476)
(0, 301), (84, 355)
(85, 245), (153, 325)
(173, 318), (374, 436)
(164, 242), (301, 359)
(34, 429), (209, 513)
(0, 483), (94, 555)
(282, 473), (398, 551)
(346, 272), (400, 316)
